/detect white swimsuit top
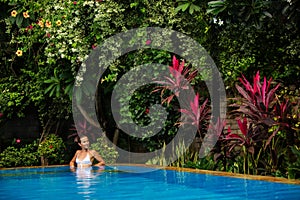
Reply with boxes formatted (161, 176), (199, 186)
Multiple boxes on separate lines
(76, 153), (92, 166)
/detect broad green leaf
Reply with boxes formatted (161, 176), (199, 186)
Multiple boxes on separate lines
(189, 4), (200, 15)
(44, 84), (55, 94)
(206, 7), (226, 15)
(49, 87), (55, 97)
(56, 84), (61, 97)
(263, 11), (272, 18)
(175, 3), (190, 13)
(208, 0), (225, 7)
(44, 79), (54, 83)
(16, 15), (23, 27)
(9, 16), (16, 23)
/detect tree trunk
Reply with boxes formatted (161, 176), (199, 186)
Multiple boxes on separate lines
(41, 156), (49, 166)
(113, 128), (119, 148)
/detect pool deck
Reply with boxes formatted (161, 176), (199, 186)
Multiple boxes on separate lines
(1, 163), (300, 185)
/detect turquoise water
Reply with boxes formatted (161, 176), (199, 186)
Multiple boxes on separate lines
(0, 166), (300, 200)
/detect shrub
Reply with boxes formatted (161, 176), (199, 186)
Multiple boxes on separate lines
(37, 134), (66, 165)
(288, 146), (300, 179)
(90, 137), (119, 164)
(0, 141), (39, 168)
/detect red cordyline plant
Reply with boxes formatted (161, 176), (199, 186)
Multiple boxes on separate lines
(209, 117), (254, 155)
(231, 71), (281, 143)
(224, 71), (293, 174)
(225, 117), (255, 154)
(178, 93), (211, 135)
(153, 55), (198, 104)
(152, 56), (210, 149)
(234, 71), (280, 125)
(69, 120), (95, 141)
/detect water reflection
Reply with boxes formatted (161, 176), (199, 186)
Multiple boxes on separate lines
(73, 167), (104, 199)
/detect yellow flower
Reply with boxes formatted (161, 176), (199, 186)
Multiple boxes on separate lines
(16, 50), (23, 57)
(38, 20), (44, 28)
(45, 20), (52, 28)
(56, 20), (62, 26)
(11, 10), (18, 17)
(293, 114), (297, 119)
(23, 11), (30, 18)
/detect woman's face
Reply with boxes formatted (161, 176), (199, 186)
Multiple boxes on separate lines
(79, 136), (90, 149)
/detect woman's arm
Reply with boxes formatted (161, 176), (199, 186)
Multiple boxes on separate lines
(91, 150), (105, 166)
(69, 150), (79, 168)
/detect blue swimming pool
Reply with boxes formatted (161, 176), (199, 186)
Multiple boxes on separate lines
(0, 165), (300, 200)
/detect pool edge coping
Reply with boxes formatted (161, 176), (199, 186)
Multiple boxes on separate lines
(1, 163), (300, 185)
(164, 166), (300, 185)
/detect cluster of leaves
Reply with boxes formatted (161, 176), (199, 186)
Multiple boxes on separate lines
(154, 56), (211, 140)
(210, 71), (300, 177)
(0, 140), (39, 168)
(1, 0), (210, 148)
(37, 134), (66, 165)
(205, 0), (300, 93)
(0, 0), (127, 142)
(288, 146), (300, 179)
(90, 137), (119, 164)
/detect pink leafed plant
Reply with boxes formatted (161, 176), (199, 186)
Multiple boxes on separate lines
(153, 56), (198, 105)
(178, 93), (210, 134)
(233, 71), (280, 126)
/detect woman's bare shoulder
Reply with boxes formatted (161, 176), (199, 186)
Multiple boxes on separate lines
(75, 150), (81, 155)
(89, 149), (98, 155)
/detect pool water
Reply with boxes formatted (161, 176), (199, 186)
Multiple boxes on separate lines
(0, 165), (300, 200)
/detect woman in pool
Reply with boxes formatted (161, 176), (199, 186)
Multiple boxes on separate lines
(69, 135), (105, 168)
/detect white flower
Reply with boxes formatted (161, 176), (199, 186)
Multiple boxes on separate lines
(213, 17), (218, 24)
(213, 17), (224, 26)
(78, 56), (84, 62)
(218, 19), (224, 26)
(75, 75), (84, 86)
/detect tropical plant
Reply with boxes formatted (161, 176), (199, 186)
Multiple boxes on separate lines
(44, 69), (74, 99)
(216, 71), (298, 176)
(205, 0), (300, 94)
(90, 137), (119, 164)
(0, 141), (39, 168)
(288, 145), (300, 179)
(37, 134), (66, 165)
(153, 55), (198, 105)
(231, 71), (280, 143)
(175, 0), (201, 15)
(69, 120), (93, 140)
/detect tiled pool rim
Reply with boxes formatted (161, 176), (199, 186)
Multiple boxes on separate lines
(1, 163), (300, 185)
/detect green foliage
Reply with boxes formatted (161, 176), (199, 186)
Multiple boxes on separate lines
(0, 0), (127, 138)
(288, 146), (300, 179)
(0, 0), (299, 179)
(0, 77), (30, 119)
(206, 0), (300, 93)
(90, 137), (119, 164)
(0, 141), (39, 168)
(1, 0), (210, 143)
(44, 69), (74, 99)
(184, 156), (216, 170)
(37, 134), (66, 165)
(176, 0), (201, 15)
(209, 71), (300, 177)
